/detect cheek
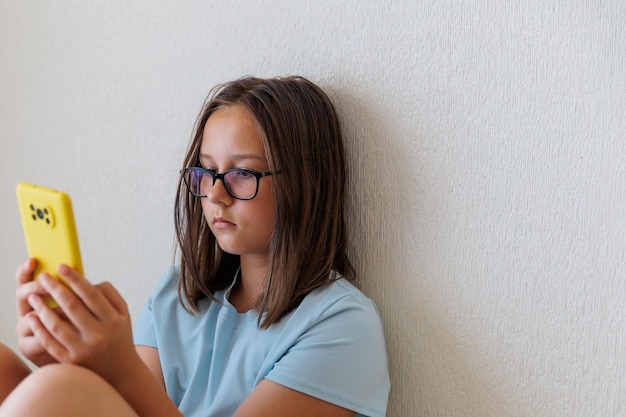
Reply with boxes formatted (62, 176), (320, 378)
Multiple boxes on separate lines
(253, 197), (277, 237)
(199, 199), (210, 218)
(199, 199), (215, 227)
(260, 210), (276, 237)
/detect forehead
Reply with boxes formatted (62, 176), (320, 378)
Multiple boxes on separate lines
(199, 105), (267, 162)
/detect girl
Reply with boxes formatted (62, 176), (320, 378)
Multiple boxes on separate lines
(0, 76), (390, 417)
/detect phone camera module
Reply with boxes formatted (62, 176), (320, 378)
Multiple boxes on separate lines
(29, 203), (54, 228)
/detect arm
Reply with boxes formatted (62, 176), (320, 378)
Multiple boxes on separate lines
(25, 265), (181, 417)
(235, 288), (390, 417)
(135, 345), (166, 390)
(235, 379), (355, 417)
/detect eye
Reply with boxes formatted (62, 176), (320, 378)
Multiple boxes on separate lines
(225, 169), (257, 184)
(233, 169), (254, 178)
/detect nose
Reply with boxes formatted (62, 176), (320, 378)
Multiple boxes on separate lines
(206, 175), (232, 205)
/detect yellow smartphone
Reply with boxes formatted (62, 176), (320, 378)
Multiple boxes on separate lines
(16, 183), (83, 308)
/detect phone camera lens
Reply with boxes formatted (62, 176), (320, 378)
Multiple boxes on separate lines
(37, 209), (44, 219)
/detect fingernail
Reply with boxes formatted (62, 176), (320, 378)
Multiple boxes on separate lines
(28, 294), (39, 306)
(38, 273), (52, 285)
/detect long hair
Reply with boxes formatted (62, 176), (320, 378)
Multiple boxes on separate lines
(174, 76), (354, 328)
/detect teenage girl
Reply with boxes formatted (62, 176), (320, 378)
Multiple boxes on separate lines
(0, 76), (390, 417)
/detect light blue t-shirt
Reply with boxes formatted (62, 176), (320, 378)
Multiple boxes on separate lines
(133, 267), (390, 417)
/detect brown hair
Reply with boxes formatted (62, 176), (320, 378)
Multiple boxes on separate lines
(174, 76), (354, 328)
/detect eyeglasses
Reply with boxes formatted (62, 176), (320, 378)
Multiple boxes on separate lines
(183, 166), (273, 200)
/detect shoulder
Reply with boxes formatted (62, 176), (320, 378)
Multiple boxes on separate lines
(145, 265), (180, 304)
(266, 277), (390, 416)
(143, 266), (236, 314)
(280, 277), (387, 351)
(297, 278), (383, 325)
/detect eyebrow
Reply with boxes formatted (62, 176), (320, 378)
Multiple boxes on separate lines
(198, 153), (266, 163)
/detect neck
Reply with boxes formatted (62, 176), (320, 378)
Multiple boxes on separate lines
(229, 255), (268, 312)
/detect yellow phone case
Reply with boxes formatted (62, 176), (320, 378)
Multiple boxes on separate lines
(16, 183), (83, 308)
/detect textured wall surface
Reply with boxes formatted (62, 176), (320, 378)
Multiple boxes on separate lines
(1, 2), (624, 416)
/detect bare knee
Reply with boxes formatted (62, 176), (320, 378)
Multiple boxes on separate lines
(0, 343), (31, 404)
(0, 364), (90, 416)
(0, 364), (137, 417)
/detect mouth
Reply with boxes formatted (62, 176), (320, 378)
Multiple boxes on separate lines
(213, 217), (235, 228)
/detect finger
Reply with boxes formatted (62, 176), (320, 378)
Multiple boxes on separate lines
(24, 307), (72, 363)
(16, 280), (47, 317)
(17, 320), (47, 355)
(95, 282), (129, 317)
(36, 273), (100, 330)
(55, 265), (114, 321)
(16, 316), (35, 338)
(18, 333), (42, 356)
(15, 258), (37, 285)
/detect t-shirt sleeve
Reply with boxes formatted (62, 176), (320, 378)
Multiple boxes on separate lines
(133, 267), (177, 348)
(133, 287), (158, 347)
(266, 292), (390, 417)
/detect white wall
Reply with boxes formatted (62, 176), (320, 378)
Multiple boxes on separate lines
(1, 2), (624, 416)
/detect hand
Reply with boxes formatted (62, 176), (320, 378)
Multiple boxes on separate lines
(15, 258), (58, 366)
(25, 264), (143, 388)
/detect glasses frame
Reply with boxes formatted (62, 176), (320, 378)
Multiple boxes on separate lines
(183, 166), (273, 201)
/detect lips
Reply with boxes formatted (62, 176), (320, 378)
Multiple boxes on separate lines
(213, 217), (235, 228)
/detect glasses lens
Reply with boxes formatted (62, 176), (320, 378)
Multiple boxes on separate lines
(224, 169), (257, 199)
(184, 168), (206, 196)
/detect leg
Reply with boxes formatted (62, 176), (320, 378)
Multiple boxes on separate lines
(0, 364), (139, 417)
(0, 343), (31, 404)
